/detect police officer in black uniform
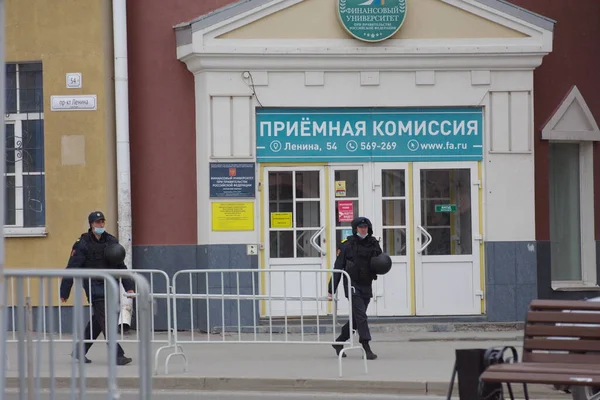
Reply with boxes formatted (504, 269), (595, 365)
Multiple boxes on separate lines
(59, 211), (134, 365)
(328, 216), (382, 360)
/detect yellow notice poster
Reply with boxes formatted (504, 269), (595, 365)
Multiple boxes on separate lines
(335, 180), (346, 197)
(211, 202), (254, 231)
(270, 212), (293, 228)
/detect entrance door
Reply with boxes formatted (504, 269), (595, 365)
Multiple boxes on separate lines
(264, 167), (326, 317)
(329, 165), (411, 317)
(328, 166), (373, 317)
(372, 164), (411, 316)
(413, 163), (481, 315)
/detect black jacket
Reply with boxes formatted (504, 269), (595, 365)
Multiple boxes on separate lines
(328, 234), (383, 299)
(59, 230), (134, 301)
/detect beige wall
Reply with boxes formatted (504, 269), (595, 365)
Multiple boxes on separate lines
(219, 0), (527, 39)
(5, 0), (117, 276)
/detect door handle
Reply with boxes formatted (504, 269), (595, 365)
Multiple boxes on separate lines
(417, 225), (432, 254)
(309, 226), (326, 256)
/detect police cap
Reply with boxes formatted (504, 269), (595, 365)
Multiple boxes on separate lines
(355, 217), (369, 227)
(88, 211), (106, 224)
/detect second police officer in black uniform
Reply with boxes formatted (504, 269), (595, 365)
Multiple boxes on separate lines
(59, 211), (134, 365)
(328, 216), (382, 360)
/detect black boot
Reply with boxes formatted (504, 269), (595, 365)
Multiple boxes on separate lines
(361, 341), (378, 360)
(332, 343), (348, 358)
(71, 351), (91, 364)
(117, 355), (133, 365)
(332, 333), (348, 358)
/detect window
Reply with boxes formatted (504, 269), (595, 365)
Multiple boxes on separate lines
(381, 169), (407, 256)
(4, 63), (46, 235)
(543, 86), (599, 289)
(549, 143), (581, 281)
(548, 142), (595, 286)
(268, 170), (322, 259)
(334, 169), (360, 247)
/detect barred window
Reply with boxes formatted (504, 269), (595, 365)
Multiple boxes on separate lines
(4, 62), (46, 233)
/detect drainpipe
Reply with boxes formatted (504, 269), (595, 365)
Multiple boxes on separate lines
(0, 0), (7, 384)
(112, 0), (134, 329)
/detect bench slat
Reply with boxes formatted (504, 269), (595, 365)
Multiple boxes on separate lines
(477, 300), (600, 388)
(527, 310), (600, 324)
(526, 324), (600, 339)
(530, 299), (600, 311)
(481, 370), (600, 386)
(485, 363), (600, 374)
(524, 338), (600, 352)
(523, 351), (600, 364)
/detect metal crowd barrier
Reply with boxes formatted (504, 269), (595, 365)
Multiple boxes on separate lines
(2, 267), (368, 383)
(167, 268), (367, 378)
(0, 269), (153, 400)
(3, 269), (176, 376)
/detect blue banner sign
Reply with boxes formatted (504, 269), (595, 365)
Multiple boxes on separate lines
(209, 162), (256, 198)
(256, 107), (484, 162)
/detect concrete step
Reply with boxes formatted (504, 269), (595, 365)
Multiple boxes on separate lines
(209, 320), (524, 335)
(3, 376), (570, 398)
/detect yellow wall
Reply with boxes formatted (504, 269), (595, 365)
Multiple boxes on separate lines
(219, 0), (527, 40)
(5, 0), (117, 278)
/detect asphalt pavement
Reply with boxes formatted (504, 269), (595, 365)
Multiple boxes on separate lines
(3, 330), (571, 399)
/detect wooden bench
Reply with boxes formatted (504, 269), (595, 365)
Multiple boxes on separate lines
(480, 299), (600, 400)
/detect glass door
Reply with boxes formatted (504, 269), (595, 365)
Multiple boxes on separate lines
(413, 163), (481, 316)
(264, 167), (326, 317)
(332, 168), (363, 247)
(372, 164), (411, 316)
(329, 166), (367, 316)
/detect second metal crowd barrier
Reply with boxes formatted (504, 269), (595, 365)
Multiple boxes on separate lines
(3, 268), (367, 379)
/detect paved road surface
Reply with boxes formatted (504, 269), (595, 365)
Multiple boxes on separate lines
(4, 331), (568, 398)
(4, 390), (449, 400)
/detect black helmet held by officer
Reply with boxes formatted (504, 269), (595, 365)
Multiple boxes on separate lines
(59, 211), (134, 366)
(328, 216), (383, 360)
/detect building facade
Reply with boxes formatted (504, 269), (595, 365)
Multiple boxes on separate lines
(127, 0), (588, 327)
(508, 0), (600, 305)
(10, 0), (595, 325)
(4, 0), (117, 284)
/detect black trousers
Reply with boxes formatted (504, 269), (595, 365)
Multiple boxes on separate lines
(81, 299), (125, 357)
(338, 296), (371, 343)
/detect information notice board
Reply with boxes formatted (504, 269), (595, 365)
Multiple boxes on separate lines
(210, 162), (255, 198)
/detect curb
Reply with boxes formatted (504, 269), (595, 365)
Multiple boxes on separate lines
(406, 336), (523, 342)
(211, 322), (525, 335)
(4, 376), (569, 398)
